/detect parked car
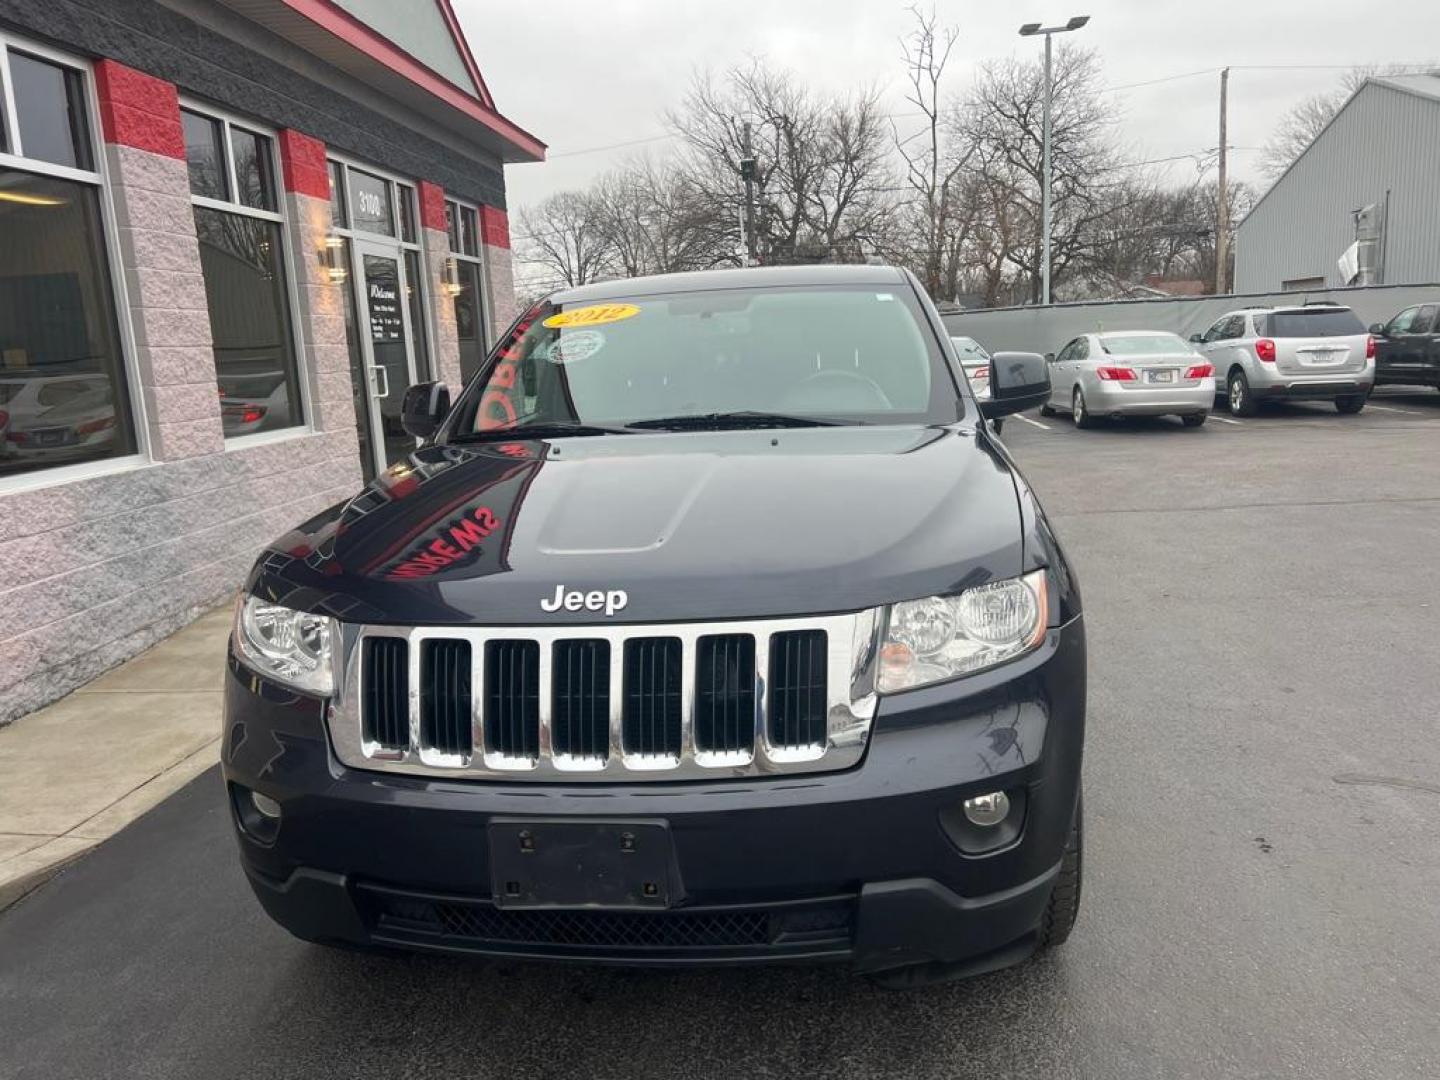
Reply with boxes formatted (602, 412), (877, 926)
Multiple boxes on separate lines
(1370, 303), (1440, 390)
(223, 264), (1087, 988)
(0, 374), (119, 464)
(1040, 331), (1214, 428)
(949, 334), (1003, 432)
(1190, 303), (1373, 416)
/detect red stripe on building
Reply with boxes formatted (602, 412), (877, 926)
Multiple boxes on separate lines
(480, 205), (510, 250)
(278, 129), (330, 200)
(93, 60), (185, 160)
(418, 181), (447, 232)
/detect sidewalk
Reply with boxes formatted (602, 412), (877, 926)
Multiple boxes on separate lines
(0, 604), (232, 910)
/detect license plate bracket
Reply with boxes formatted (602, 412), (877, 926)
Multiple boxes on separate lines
(489, 819), (677, 909)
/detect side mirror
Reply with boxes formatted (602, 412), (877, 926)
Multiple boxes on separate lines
(400, 381), (451, 439)
(1044, 352), (1056, 363)
(1188, 333), (1204, 344)
(981, 351), (1050, 418)
(1368, 322), (1386, 336)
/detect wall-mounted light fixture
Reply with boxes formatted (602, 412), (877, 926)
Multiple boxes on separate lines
(442, 256), (463, 297)
(321, 236), (347, 284)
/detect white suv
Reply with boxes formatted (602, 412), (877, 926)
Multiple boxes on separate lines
(1191, 304), (1374, 416)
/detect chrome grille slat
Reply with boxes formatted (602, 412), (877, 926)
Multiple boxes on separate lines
(331, 614), (878, 783)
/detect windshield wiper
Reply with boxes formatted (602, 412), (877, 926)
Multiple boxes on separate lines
(448, 421), (638, 442)
(627, 410), (855, 431)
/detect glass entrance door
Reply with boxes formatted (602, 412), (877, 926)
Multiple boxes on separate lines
(350, 238), (420, 478)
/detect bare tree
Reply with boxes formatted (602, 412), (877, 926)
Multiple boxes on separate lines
(668, 60), (893, 265)
(960, 45), (1130, 303)
(514, 191), (611, 288)
(888, 5), (977, 300)
(590, 160), (737, 276)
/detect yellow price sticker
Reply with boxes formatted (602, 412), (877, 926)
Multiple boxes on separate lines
(543, 303), (641, 329)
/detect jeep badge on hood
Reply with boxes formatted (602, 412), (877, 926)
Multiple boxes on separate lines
(540, 585), (629, 616)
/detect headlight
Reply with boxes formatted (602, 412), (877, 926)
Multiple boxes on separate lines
(878, 569), (1048, 692)
(232, 593), (336, 695)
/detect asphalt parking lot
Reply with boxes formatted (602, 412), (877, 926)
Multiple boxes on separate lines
(3, 388), (1439, 1080)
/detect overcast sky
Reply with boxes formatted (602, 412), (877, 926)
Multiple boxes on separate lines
(456, 0), (1440, 215)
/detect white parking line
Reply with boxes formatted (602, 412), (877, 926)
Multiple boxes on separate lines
(1014, 414), (1053, 430)
(1211, 416), (1244, 425)
(1365, 404), (1418, 415)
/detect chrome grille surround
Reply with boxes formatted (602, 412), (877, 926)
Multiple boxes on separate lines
(327, 611), (879, 782)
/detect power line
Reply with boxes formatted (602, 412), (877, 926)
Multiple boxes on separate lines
(547, 133), (680, 158)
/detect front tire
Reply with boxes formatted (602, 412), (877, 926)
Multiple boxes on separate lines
(1035, 794), (1083, 952)
(1227, 369), (1258, 417)
(1335, 393), (1367, 414)
(1073, 387), (1097, 429)
(1181, 412), (1207, 428)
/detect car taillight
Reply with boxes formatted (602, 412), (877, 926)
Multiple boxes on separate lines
(1365, 335), (1376, 359)
(1184, 363), (1214, 378)
(0, 409), (8, 427)
(1095, 366), (1137, 381)
(7, 431), (29, 444)
(241, 406), (265, 424)
(76, 416), (115, 436)
(1255, 338), (1276, 362)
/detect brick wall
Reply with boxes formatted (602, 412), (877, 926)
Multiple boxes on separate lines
(480, 205), (518, 340)
(417, 181), (464, 389)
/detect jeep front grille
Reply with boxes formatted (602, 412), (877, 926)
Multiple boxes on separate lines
(484, 640), (540, 763)
(330, 612), (878, 782)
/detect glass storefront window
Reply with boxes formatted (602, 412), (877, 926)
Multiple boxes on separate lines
(8, 52), (92, 171)
(453, 259), (485, 384)
(193, 208), (303, 436)
(397, 184), (416, 244)
(403, 249), (430, 381)
(459, 206), (479, 256)
(0, 169), (136, 477)
(230, 126), (275, 212)
(181, 109), (228, 200)
(181, 104), (305, 439)
(445, 199), (460, 252)
(328, 160), (346, 227)
(347, 168), (394, 236)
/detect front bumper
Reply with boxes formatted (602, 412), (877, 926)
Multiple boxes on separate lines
(222, 616), (1086, 975)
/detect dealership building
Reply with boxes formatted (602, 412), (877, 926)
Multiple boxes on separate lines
(0, 0), (544, 723)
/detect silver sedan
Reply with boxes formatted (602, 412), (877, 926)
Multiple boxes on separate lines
(1042, 331), (1216, 428)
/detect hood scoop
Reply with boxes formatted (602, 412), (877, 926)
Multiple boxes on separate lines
(535, 456), (718, 556)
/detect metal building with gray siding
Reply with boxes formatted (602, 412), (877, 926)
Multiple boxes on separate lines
(1234, 75), (1440, 292)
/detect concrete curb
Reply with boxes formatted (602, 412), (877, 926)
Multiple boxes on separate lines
(0, 605), (231, 913)
(0, 739), (220, 912)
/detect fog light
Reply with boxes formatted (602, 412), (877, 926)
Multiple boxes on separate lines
(963, 791), (1010, 827)
(251, 790), (282, 819)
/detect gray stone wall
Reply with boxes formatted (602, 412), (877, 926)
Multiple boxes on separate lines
(485, 245), (519, 341)
(0, 430), (360, 725)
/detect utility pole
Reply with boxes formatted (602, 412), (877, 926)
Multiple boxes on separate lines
(740, 120), (758, 266)
(1215, 67), (1230, 295)
(1019, 15), (1089, 305)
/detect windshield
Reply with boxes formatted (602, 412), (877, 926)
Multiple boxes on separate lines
(1266, 309), (1366, 338)
(447, 284), (961, 435)
(949, 336), (990, 364)
(1097, 333), (1195, 357)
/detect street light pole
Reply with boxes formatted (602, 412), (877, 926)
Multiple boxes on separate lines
(1019, 15), (1090, 305)
(1042, 32), (1053, 305)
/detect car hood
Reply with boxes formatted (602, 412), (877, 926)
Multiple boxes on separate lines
(251, 426), (1024, 625)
